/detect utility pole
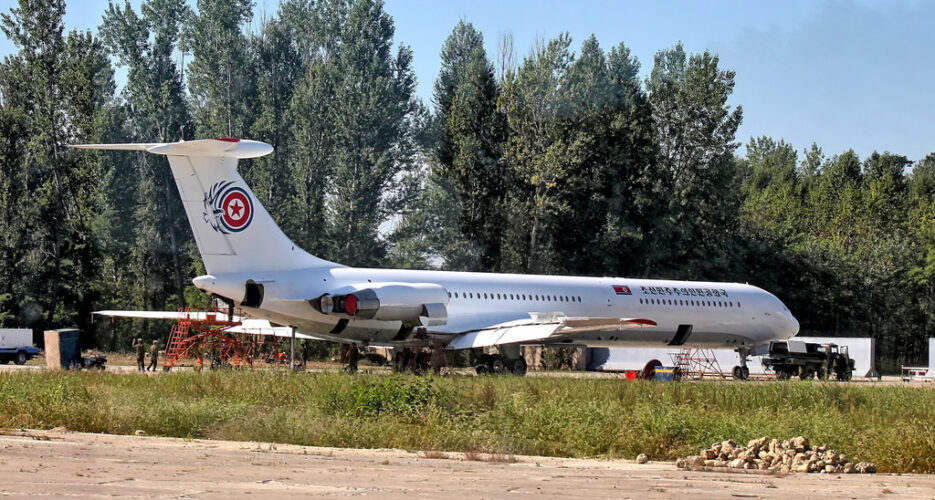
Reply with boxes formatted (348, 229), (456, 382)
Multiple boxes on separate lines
(290, 326), (296, 371)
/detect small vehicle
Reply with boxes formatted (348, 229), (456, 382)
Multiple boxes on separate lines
(0, 328), (40, 365)
(762, 340), (855, 381)
(77, 354), (108, 370)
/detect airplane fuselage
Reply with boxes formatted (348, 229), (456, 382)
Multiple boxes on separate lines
(194, 266), (799, 350)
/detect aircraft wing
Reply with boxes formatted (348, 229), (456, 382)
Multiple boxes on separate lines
(446, 314), (656, 350)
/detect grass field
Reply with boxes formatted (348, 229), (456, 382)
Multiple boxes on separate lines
(0, 371), (933, 473)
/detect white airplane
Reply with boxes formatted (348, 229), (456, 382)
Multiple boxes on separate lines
(73, 138), (798, 377)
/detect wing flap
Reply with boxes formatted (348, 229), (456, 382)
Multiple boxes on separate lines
(446, 316), (656, 349)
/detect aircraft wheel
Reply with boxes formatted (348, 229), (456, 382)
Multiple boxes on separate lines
(475, 364), (490, 376)
(491, 357), (506, 374)
(732, 366), (748, 380)
(511, 358), (527, 376)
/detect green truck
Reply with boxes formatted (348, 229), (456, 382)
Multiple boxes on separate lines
(761, 340), (855, 381)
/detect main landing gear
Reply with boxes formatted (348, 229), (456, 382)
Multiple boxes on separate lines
(474, 344), (527, 376)
(474, 353), (527, 376)
(732, 347), (751, 381)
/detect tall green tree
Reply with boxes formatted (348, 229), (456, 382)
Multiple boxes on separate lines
(432, 21), (505, 271)
(1, 0), (116, 337)
(184, 0), (254, 137)
(101, 0), (193, 323)
(646, 43), (743, 279)
(500, 34), (574, 273)
(327, 0), (418, 266)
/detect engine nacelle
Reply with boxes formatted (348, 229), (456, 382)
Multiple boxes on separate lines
(311, 282), (448, 323)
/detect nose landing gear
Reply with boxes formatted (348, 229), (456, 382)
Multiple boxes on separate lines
(732, 347), (751, 380)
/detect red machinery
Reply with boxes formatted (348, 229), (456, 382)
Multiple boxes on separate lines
(162, 307), (268, 370)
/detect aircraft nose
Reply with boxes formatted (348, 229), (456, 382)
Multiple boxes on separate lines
(784, 311), (800, 338)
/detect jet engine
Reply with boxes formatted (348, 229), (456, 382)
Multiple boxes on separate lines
(310, 282), (448, 324)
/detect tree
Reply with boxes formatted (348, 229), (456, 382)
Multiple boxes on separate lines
(101, 0), (194, 320)
(327, 0), (418, 266)
(184, 0), (254, 137)
(500, 34), (574, 273)
(646, 43), (744, 279)
(1, 0), (116, 337)
(432, 21), (505, 271)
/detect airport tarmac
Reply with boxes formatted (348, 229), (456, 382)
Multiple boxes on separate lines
(0, 429), (932, 499)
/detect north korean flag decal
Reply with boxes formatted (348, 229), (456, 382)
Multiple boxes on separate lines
(613, 285), (632, 295)
(203, 181), (254, 234)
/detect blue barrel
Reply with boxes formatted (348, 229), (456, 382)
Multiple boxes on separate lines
(653, 366), (678, 381)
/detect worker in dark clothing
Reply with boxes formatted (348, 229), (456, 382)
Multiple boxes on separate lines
(132, 338), (145, 372)
(301, 340), (310, 368)
(147, 340), (159, 372)
(346, 343), (360, 373)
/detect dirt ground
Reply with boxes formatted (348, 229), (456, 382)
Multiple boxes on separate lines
(0, 429), (932, 499)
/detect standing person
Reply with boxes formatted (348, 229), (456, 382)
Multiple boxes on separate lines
(346, 344), (360, 373)
(132, 338), (145, 372)
(147, 340), (159, 372)
(301, 340), (310, 368)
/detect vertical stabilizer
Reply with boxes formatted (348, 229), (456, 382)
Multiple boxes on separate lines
(71, 139), (336, 274)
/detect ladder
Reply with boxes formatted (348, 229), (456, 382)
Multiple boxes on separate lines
(163, 319), (190, 370)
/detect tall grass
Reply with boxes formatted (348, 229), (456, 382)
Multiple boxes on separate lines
(0, 371), (932, 472)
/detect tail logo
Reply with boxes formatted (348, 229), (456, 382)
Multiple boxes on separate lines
(203, 181), (254, 234)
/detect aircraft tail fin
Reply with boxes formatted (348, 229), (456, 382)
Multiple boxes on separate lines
(71, 138), (335, 274)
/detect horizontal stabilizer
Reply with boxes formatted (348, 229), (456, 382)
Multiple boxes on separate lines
(93, 310), (242, 322)
(70, 138), (273, 159)
(223, 319), (319, 340)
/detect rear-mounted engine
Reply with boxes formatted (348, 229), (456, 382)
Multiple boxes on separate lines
(310, 282), (447, 324)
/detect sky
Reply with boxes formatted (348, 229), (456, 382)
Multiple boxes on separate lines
(1, 0), (932, 162)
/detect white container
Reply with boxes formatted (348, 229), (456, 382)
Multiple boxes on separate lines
(0, 328), (32, 349)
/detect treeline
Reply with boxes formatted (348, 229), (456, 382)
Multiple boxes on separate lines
(0, 0), (931, 368)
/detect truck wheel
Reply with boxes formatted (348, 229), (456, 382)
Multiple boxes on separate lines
(776, 369), (790, 380)
(839, 370), (852, 382)
(0, 357), (9, 365)
(799, 368), (813, 381)
(490, 356), (506, 374)
(816, 368), (827, 381)
(511, 358), (527, 376)
(15, 351), (27, 365)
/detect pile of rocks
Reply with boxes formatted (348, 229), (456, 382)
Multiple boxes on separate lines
(676, 436), (876, 474)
